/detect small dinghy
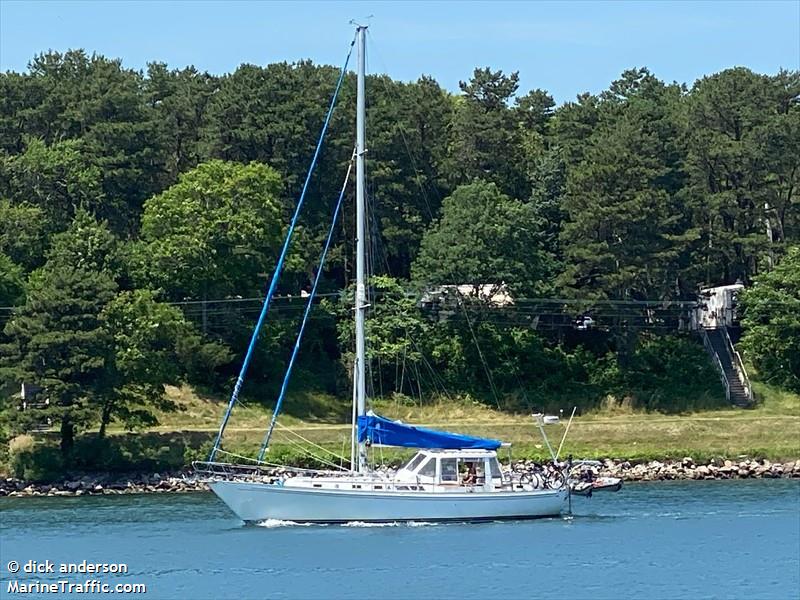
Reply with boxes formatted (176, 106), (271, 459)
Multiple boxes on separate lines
(569, 460), (623, 497)
(571, 476), (623, 497)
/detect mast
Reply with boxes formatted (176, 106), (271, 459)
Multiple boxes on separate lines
(353, 25), (368, 472)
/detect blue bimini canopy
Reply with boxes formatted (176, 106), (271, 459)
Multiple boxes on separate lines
(357, 413), (502, 450)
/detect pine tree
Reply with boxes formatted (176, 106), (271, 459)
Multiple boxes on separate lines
(0, 266), (116, 458)
(558, 71), (693, 301)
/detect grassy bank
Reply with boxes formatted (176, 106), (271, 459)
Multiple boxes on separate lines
(136, 381), (800, 463)
(5, 382), (798, 481)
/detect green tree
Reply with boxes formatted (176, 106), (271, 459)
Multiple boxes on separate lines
(558, 71), (693, 301)
(447, 68), (527, 198)
(143, 63), (218, 182)
(361, 75), (453, 277)
(412, 180), (549, 297)
(337, 276), (429, 398)
(0, 266), (116, 458)
(202, 62), (349, 192)
(739, 247), (800, 392)
(95, 290), (187, 437)
(0, 51), (167, 231)
(45, 208), (123, 280)
(0, 253), (24, 306)
(134, 160), (284, 302)
(0, 138), (108, 230)
(684, 68), (799, 284)
(0, 210), (121, 457)
(0, 200), (49, 271)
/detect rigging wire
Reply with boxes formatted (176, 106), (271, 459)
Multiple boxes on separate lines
(258, 151), (356, 460)
(272, 422), (350, 468)
(366, 30), (442, 221)
(270, 433), (342, 470)
(213, 448), (347, 473)
(457, 292), (503, 409)
(209, 34), (356, 462)
(408, 335), (456, 404)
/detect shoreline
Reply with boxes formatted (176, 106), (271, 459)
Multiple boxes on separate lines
(2, 457), (799, 498)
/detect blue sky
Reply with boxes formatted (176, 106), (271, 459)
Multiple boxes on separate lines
(1, 0), (798, 103)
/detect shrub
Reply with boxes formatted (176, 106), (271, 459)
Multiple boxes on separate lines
(8, 435), (63, 481)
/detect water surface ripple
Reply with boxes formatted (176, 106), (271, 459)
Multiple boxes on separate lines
(1, 480), (798, 599)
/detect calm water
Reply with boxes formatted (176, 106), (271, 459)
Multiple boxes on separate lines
(1, 480), (798, 599)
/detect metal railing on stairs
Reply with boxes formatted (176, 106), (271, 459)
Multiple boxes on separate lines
(701, 328), (730, 403)
(722, 327), (754, 404)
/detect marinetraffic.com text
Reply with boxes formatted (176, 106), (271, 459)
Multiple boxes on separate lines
(5, 560), (146, 595)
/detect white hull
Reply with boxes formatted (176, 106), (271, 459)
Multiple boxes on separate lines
(209, 480), (567, 523)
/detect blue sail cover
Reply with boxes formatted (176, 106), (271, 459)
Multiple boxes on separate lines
(357, 413), (501, 450)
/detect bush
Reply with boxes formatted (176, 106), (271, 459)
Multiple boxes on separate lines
(71, 434), (197, 473)
(183, 440), (215, 465)
(588, 335), (726, 412)
(740, 247), (800, 392)
(8, 435), (63, 481)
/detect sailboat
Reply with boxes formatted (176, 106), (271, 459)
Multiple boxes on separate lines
(195, 26), (568, 524)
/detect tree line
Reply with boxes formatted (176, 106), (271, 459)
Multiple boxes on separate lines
(0, 50), (797, 459)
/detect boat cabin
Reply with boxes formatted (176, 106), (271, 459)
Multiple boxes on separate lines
(394, 449), (503, 491)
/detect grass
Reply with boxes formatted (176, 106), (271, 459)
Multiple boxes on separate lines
(117, 381), (800, 464)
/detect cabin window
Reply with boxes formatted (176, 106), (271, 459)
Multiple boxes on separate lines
(403, 453), (426, 472)
(440, 458), (458, 482)
(374, 485), (383, 490)
(460, 459), (485, 484)
(490, 458), (502, 479)
(419, 458), (436, 478)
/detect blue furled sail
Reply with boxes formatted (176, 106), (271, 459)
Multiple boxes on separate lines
(357, 413), (501, 450)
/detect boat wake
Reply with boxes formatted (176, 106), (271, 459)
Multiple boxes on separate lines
(255, 519), (436, 528)
(343, 521), (436, 528)
(256, 519), (318, 528)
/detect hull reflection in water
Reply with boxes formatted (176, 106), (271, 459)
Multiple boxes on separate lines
(209, 481), (567, 523)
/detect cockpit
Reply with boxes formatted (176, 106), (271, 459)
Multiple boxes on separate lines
(394, 449), (504, 490)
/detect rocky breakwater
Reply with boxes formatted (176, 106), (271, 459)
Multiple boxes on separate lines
(0, 472), (209, 498)
(553, 457), (800, 482)
(2, 459), (799, 498)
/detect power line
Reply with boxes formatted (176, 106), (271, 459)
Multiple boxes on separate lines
(2, 291), (796, 314)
